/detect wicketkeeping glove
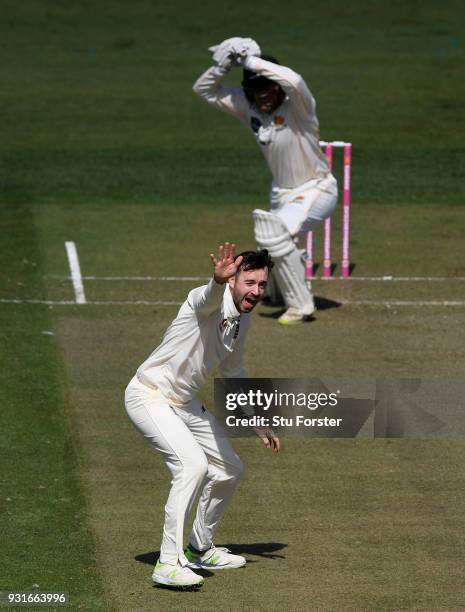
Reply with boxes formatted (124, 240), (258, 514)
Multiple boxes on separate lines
(208, 37), (261, 70)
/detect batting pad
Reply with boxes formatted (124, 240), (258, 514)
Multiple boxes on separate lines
(253, 210), (314, 313)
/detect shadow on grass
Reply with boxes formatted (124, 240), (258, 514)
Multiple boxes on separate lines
(314, 296), (342, 310)
(136, 542), (287, 567)
(259, 297), (341, 319)
(222, 542), (287, 560)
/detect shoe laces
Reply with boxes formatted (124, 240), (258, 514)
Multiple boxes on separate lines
(202, 544), (230, 561)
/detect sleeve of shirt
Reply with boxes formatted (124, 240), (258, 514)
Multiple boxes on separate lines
(187, 279), (225, 314)
(193, 65), (250, 124)
(243, 56), (316, 120)
(218, 315), (251, 379)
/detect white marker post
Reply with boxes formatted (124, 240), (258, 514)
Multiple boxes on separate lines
(65, 241), (87, 304)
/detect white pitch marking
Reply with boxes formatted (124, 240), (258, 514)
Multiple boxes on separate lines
(2, 298), (465, 307)
(81, 275), (210, 281)
(0, 298), (182, 306)
(65, 242), (87, 304)
(0, 299), (76, 305)
(346, 300), (465, 306)
(320, 276), (465, 282)
(80, 300), (182, 305)
(49, 275), (465, 282)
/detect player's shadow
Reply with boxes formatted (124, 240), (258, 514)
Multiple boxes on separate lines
(259, 308), (316, 320)
(136, 551), (167, 566)
(135, 542), (286, 571)
(314, 296), (342, 310)
(259, 297), (340, 319)
(221, 542), (287, 561)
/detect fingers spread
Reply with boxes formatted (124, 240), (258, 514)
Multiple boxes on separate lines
(213, 242), (240, 270)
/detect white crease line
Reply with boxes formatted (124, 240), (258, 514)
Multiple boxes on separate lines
(45, 275), (465, 282)
(324, 276), (465, 282)
(0, 299), (76, 305)
(82, 275), (210, 281)
(83, 300), (182, 305)
(2, 298), (465, 307)
(0, 298), (182, 306)
(346, 300), (465, 306)
(65, 242), (87, 304)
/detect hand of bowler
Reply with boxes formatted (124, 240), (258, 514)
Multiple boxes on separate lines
(210, 242), (243, 284)
(254, 427), (281, 453)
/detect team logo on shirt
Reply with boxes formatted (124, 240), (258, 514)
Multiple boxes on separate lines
(220, 318), (241, 339)
(250, 117), (262, 133)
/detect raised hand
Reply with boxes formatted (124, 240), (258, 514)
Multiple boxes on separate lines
(209, 37), (261, 70)
(210, 242), (243, 284)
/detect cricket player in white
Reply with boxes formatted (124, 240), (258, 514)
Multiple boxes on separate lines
(193, 37), (338, 325)
(125, 243), (280, 589)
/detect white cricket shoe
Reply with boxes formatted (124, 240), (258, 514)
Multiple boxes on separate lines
(184, 545), (246, 570)
(152, 560), (204, 588)
(277, 306), (314, 326)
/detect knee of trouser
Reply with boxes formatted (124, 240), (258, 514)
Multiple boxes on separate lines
(183, 456), (209, 484)
(306, 190), (338, 228)
(214, 457), (244, 485)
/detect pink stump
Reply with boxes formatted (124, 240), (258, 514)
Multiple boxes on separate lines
(305, 231), (314, 280)
(341, 144), (352, 278)
(322, 144), (333, 278)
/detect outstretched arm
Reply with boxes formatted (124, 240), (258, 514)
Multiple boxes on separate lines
(193, 37), (259, 122)
(188, 243), (243, 313)
(193, 65), (248, 119)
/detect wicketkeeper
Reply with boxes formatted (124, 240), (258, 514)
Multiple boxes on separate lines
(125, 243), (280, 589)
(193, 37), (338, 325)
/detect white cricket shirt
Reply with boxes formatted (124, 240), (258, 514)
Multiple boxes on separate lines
(193, 56), (329, 189)
(136, 280), (250, 405)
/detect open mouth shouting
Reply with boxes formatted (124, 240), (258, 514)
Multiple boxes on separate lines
(242, 295), (259, 311)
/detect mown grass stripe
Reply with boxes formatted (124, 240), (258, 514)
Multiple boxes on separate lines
(0, 207), (106, 610)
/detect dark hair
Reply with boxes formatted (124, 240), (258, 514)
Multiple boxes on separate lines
(234, 249), (274, 273)
(242, 54), (286, 107)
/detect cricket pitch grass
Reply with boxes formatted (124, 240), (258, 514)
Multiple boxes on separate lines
(1, 0), (465, 610)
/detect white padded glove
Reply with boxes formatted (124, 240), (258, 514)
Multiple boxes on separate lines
(208, 37), (261, 70)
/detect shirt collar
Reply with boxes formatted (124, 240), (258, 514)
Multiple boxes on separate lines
(224, 284), (241, 321)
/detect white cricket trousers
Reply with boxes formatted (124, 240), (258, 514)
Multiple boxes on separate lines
(270, 174), (338, 236)
(124, 375), (243, 566)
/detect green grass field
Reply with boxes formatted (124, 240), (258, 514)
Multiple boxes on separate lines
(1, 1), (465, 610)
